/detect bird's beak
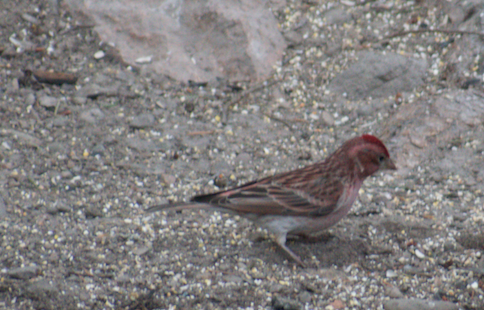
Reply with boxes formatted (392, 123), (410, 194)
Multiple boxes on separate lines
(383, 158), (397, 170)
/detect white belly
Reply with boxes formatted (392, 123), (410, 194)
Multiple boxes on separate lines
(255, 184), (361, 236)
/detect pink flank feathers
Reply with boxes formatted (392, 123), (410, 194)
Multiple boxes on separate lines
(147, 134), (396, 267)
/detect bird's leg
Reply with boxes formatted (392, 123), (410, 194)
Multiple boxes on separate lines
(274, 234), (306, 267)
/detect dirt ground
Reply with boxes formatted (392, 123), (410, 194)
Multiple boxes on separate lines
(1, 0), (484, 309)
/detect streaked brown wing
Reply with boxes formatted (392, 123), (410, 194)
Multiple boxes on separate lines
(258, 161), (331, 187)
(192, 179), (344, 217)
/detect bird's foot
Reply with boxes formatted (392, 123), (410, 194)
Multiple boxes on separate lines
(274, 234), (306, 268)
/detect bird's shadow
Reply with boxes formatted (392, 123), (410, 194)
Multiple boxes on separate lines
(252, 232), (374, 268)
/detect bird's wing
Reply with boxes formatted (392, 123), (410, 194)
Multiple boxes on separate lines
(192, 180), (344, 217)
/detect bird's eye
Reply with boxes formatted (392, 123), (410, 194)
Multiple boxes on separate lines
(378, 156), (385, 163)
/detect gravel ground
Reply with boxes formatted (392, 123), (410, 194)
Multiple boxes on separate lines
(1, 0), (484, 309)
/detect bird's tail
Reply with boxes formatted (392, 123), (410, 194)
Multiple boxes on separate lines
(145, 202), (210, 213)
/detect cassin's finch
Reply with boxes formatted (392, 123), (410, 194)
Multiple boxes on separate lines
(147, 134), (396, 266)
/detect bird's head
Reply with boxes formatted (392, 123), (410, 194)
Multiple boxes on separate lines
(345, 134), (396, 178)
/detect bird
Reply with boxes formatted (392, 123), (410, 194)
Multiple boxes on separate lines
(147, 134), (396, 267)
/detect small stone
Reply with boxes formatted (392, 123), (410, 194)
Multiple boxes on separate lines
(470, 281), (479, 290)
(7, 266), (40, 279)
(415, 249), (425, 259)
(298, 291), (312, 303)
(185, 102), (195, 113)
(130, 113), (155, 129)
(330, 300), (345, 309)
(135, 55), (152, 64)
(91, 143), (106, 156)
(2, 141), (11, 149)
(323, 7), (353, 25)
(84, 206), (103, 218)
(4, 129), (42, 148)
(21, 13), (40, 24)
(0, 196), (6, 218)
(25, 92), (36, 105)
(79, 108), (105, 123)
(52, 116), (69, 127)
(72, 96), (87, 105)
(116, 274), (131, 284)
(284, 30), (303, 46)
(161, 173), (176, 185)
(386, 269), (398, 278)
(271, 296), (300, 310)
(403, 265), (424, 275)
(443, 241), (460, 251)
(132, 246), (150, 256)
(126, 138), (158, 153)
(46, 201), (71, 214)
(39, 95), (58, 108)
(410, 135), (428, 148)
(26, 279), (57, 300)
(222, 275), (243, 284)
(385, 285), (404, 298)
(60, 170), (73, 178)
(321, 111), (335, 126)
(94, 50), (105, 59)
(10, 78), (19, 92)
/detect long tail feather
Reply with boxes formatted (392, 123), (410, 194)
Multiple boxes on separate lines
(145, 202), (210, 213)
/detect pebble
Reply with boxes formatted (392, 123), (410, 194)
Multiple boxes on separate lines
(298, 291), (312, 304)
(384, 285), (404, 298)
(470, 281), (479, 290)
(94, 50), (105, 59)
(126, 138), (158, 153)
(6, 266), (40, 280)
(91, 143), (106, 156)
(25, 92), (36, 105)
(72, 96), (87, 105)
(1, 141), (11, 150)
(39, 95), (58, 108)
(321, 111), (335, 126)
(329, 299), (345, 309)
(415, 249), (426, 259)
(323, 7), (353, 25)
(130, 113), (156, 129)
(84, 206), (103, 218)
(132, 246), (150, 256)
(21, 13), (40, 24)
(161, 173), (176, 185)
(60, 171), (73, 179)
(26, 279), (57, 297)
(0, 196), (6, 217)
(52, 116), (69, 127)
(386, 269), (398, 278)
(79, 108), (105, 123)
(135, 55), (152, 64)
(271, 296), (300, 310)
(222, 275), (244, 284)
(403, 265), (425, 275)
(46, 201), (71, 215)
(3, 129), (42, 148)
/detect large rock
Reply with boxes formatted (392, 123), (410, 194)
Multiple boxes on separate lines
(329, 51), (428, 100)
(65, 0), (287, 82)
(383, 298), (459, 310)
(379, 89), (484, 191)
